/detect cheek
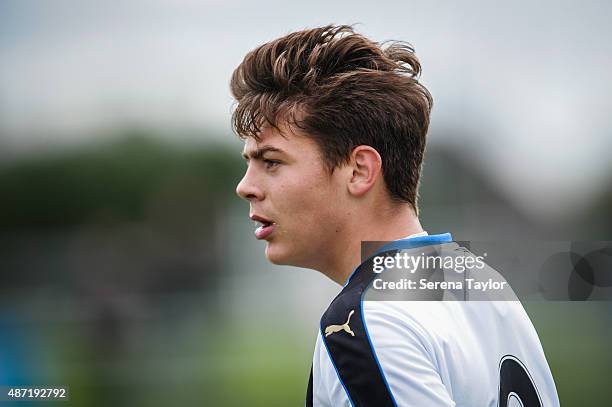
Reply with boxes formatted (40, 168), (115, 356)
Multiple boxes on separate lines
(280, 177), (345, 233)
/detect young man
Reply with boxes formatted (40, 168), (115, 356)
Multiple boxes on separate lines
(232, 25), (560, 406)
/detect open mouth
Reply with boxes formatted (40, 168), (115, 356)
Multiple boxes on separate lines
(256, 219), (273, 228)
(250, 214), (276, 240)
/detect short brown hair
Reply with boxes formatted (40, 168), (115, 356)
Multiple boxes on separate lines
(230, 25), (432, 213)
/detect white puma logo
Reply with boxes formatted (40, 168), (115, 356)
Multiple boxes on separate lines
(324, 310), (355, 337)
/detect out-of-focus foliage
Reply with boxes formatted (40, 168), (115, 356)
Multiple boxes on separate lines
(0, 131), (243, 230)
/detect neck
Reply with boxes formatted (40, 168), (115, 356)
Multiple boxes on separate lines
(320, 204), (423, 285)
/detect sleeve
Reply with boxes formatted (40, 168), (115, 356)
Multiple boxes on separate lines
(362, 301), (456, 407)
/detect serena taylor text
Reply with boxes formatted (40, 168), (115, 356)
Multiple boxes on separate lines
(373, 278), (508, 291)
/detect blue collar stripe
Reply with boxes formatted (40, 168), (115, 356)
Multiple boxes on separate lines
(376, 232), (453, 255)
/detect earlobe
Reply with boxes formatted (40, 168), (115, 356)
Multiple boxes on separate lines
(347, 146), (382, 197)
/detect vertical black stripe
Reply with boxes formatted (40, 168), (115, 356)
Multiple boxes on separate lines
(320, 254), (397, 407)
(306, 364), (313, 407)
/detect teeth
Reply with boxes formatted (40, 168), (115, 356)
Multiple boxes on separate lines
(252, 219), (273, 228)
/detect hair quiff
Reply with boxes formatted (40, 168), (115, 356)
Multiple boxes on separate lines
(230, 24), (433, 213)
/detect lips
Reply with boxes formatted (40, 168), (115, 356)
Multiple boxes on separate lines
(250, 214), (276, 240)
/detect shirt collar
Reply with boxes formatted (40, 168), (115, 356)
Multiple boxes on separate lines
(342, 231), (453, 287)
(400, 231), (429, 240)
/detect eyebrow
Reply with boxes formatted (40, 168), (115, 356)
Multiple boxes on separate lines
(242, 146), (285, 160)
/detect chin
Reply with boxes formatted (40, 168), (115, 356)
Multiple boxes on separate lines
(265, 243), (290, 265)
(265, 242), (305, 267)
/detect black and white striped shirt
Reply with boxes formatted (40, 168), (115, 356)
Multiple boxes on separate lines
(307, 233), (560, 407)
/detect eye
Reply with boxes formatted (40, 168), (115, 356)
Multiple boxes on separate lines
(263, 159), (281, 170)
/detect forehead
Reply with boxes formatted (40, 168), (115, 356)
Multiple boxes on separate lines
(242, 122), (319, 157)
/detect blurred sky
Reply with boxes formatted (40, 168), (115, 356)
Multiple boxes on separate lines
(1, 0), (611, 221)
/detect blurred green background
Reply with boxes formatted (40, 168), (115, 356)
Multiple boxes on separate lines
(1, 133), (610, 406)
(1, 1), (612, 405)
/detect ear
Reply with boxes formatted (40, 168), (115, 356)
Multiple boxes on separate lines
(347, 146), (383, 197)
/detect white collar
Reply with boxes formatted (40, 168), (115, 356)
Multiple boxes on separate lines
(400, 231), (428, 240)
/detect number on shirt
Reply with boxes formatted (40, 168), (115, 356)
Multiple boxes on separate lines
(499, 355), (542, 407)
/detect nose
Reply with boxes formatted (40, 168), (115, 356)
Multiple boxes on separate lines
(236, 167), (264, 202)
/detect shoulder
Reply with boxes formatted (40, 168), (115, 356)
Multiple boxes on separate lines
(318, 297), (455, 406)
(316, 254), (455, 406)
(316, 259), (399, 406)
